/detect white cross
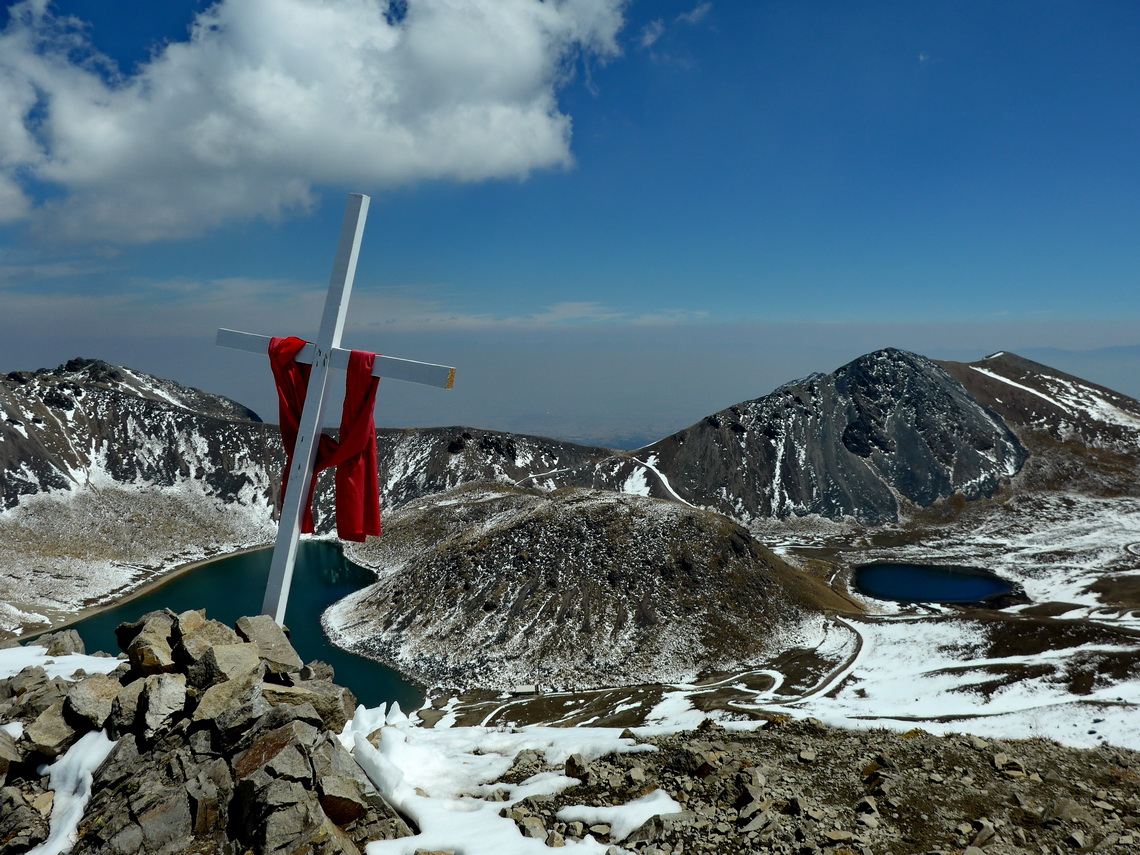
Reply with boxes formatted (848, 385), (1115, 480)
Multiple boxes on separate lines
(216, 193), (456, 625)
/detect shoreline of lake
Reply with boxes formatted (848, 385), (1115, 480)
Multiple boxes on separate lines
(15, 542), (274, 642)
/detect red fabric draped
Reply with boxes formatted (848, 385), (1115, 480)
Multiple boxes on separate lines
(268, 336), (382, 542)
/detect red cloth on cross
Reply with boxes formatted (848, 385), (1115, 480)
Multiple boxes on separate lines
(268, 336), (382, 542)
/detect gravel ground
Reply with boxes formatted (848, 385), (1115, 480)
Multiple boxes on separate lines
(496, 717), (1140, 854)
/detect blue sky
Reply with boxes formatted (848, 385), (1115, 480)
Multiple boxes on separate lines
(2, 1), (1139, 447)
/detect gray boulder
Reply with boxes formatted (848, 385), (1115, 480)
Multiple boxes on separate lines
(28, 629), (86, 656)
(261, 680), (356, 733)
(187, 641), (262, 689)
(23, 698), (81, 758)
(170, 609), (242, 669)
(107, 678), (146, 738)
(139, 673), (187, 738)
(119, 612), (177, 676)
(64, 672), (122, 730)
(236, 615), (303, 675)
(0, 729), (20, 788)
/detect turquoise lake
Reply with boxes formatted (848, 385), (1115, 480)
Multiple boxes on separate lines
(65, 542), (422, 712)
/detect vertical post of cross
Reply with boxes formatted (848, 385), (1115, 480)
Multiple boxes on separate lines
(262, 193), (371, 625)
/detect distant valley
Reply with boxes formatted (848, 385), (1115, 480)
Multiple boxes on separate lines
(1, 348), (1139, 744)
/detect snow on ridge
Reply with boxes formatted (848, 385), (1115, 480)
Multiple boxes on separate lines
(971, 363), (1140, 435)
(968, 366), (1069, 413)
(1043, 376), (1140, 432)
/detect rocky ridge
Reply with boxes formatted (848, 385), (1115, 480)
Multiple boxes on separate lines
(0, 612), (410, 855)
(3, 620), (1137, 855)
(0, 358), (274, 511)
(599, 349), (1029, 525)
(7, 347), (1124, 531)
(940, 351), (1140, 497)
(500, 717), (1140, 855)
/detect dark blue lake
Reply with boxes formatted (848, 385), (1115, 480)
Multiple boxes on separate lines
(63, 541), (422, 712)
(854, 562), (1015, 604)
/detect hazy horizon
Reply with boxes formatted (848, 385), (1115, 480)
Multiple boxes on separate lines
(2, 1), (1137, 448)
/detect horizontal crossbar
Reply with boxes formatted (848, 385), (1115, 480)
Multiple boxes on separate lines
(216, 328), (455, 390)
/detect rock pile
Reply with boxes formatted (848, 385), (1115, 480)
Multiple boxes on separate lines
(4, 616), (1139, 855)
(0, 611), (410, 855)
(495, 718), (1140, 854)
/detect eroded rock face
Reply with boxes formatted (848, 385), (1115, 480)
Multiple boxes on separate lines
(622, 349), (1028, 524)
(0, 609), (412, 855)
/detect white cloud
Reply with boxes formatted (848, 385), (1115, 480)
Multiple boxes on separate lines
(675, 3), (712, 26)
(639, 20), (664, 49)
(0, 0), (627, 243)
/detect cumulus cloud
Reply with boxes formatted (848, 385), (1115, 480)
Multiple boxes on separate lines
(0, 0), (626, 243)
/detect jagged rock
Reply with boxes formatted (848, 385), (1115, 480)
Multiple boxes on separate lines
(139, 673), (187, 737)
(740, 810), (776, 833)
(76, 735), (194, 855)
(129, 780), (194, 855)
(29, 629), (85, 656)
(300, 660), (336, 682)
(627, 811), (698, 845)
(22, 698), (80, 758)
(261, 680), (356, 733)
(3, 667), (69, 724)
(236, 615), (304, 675)
(171, 609), (242, 669)
(0, 728), (20, 785)
(63, 615), (412, 855)
(1046, 797), (1095, 825)
(309, 733), (410, 840)
(518, 816), (547, 839)
(121, 612), (177, 676)
(64, 672), (121, 730)
(185, 758), (234, 836)
(0, 786), (50, 854)
(192, 670), (270, 738)
(565, 753), (591, 781)
(233, 717), (322, 782)
(971, 817), (996, 847)
(188, 641), (263, 688)
(107, 678), (145, 738)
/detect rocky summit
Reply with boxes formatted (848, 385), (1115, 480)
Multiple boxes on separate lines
(0, 612), (410, 855)
(611, 349), (1029, 525)
(2, 622), (1138, 855)
(496, 717), (1140, 855)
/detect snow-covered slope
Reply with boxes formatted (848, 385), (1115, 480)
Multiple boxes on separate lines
(4, 348), (1139, 640)
(939, 351), (1140, 497)
(0, 358), (275, 510)
(326, 484), (855, 691)
(0, 359), (280, 633)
